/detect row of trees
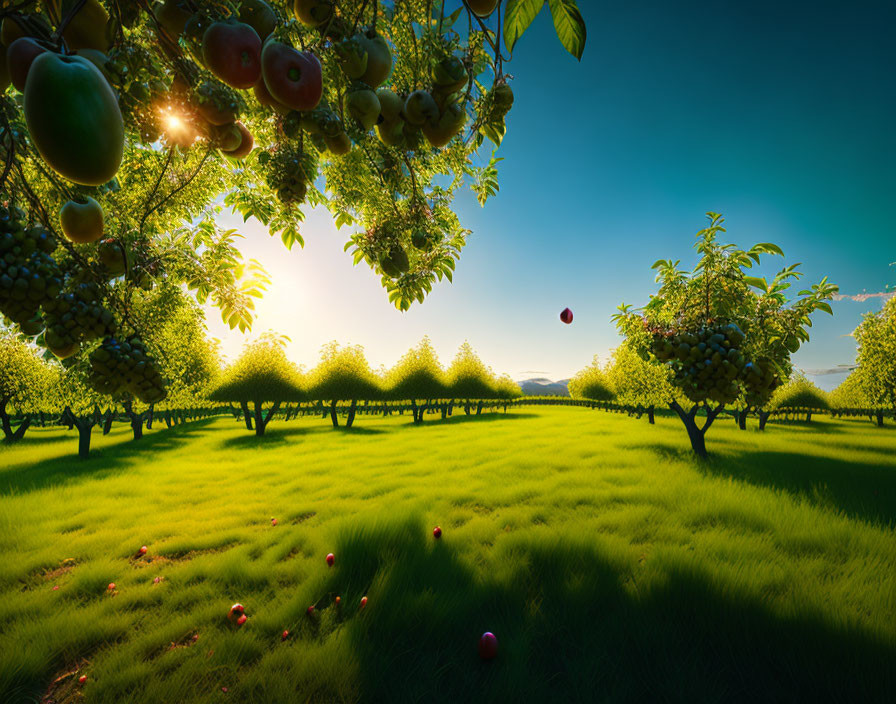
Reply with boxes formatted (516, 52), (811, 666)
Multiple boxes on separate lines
(211, 337), (521, 435)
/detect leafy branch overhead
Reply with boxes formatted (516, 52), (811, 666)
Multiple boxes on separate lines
(0, 0), (588, 406)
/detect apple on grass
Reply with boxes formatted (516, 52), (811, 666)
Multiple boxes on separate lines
(326, 552), (335, 567)
(433, 526), (442, 539)
(281, 630), (289, 640)
(479, 632), (498, 660)
(78, 675), (87, 685)
(360, 596), (368, 609)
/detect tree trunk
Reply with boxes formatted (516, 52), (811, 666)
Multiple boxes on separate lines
(758, 410), (770, 431)
(411, 400), (419, 423)
(875, 410), (884, 427)
(254, 400), (281, 436)
(73, 417), (95, 459)
(164, 410), (173, 429)
(346, 400), (357, 428)
(736, 408), (750, 430)
(476, 400), (483, 415)
(240, 401), (253, 431)
(146, 405), (154, 429)
(647, 405), (655, 424)
(806, 410), (812, 423)
(464, 402), (470, 415)
(441, 403), (448, 420)
(330, 400), (339, 427)
(1, 397), (31, 443)
(669, 401), (724, 459)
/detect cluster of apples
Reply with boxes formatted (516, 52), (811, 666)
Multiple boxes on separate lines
(0, 205), (62, 331)
(41, 282), (117, 360)
(649, 322), (764, 404)
(88, 336), (168, 404)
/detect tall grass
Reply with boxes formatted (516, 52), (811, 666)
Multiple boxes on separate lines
(0, 409), (894, 702)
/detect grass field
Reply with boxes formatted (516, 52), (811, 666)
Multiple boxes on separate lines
(1, 407), (895, 703)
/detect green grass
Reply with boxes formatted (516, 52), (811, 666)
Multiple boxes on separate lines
(1, 408), (894, 703)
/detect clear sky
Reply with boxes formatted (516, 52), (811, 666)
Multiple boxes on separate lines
(205, 0), (895, 390)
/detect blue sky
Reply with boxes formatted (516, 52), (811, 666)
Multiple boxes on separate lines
(206, 0), (895, 389)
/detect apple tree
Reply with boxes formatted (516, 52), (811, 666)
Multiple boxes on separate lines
(0, 0), (587, 409)
(0, 327), (51, 442)
(384, 336), (446, 422)
(604, 344), (672, 423)
(209, 332), (303, 435)
(613, 213), (838, 458)
(853, 296), (896, 426)
(445, 341), (497, 415)
(307, 341), (381, 427)
(568, 355), (613, 404)
(768, 373), (830, 423)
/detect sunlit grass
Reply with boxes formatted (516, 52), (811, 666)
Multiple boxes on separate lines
(0, 408), (894, 702)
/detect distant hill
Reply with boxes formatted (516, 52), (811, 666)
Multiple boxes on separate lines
(517, 378), (570, 397)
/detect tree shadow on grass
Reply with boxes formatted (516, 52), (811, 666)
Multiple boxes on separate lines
(702, 449), (896, 528)
(302, 516), (896, 704)
(0, 421), (214, 496)
(413, 411), (541, 427)
(218, 425), (318, 449)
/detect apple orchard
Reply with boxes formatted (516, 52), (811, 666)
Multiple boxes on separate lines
(0, 0), (887, 461)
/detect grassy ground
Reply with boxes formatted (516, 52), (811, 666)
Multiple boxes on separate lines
(0, 407), (894, 703)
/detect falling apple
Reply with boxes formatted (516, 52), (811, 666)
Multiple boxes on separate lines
(326, 553), (335, 567)
(359, 596), (368, 609)
(433, 526), (442, 539)
(479, 632), (498, 660)
(560, 308), (573, 324)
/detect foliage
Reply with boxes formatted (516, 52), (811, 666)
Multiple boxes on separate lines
(854, 297), (896, 412)
(769, 373), (830, 411)
(383, 335), (447, 400)
(210, 332), (303, 404)
(493, 372), (522, 400)
(604, 343), (673, 407)
(829, 371), (875, 411)
(445, 341), (496, 398)
(567, 355), (613, 401)
(306, 341), (382, 402)
(0, 327), (50, 411)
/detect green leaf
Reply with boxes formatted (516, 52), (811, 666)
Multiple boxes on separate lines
(503, 0), (544, 55)
(815, 301), (834, 315)
(743, 276), (768, 292)
(548, 0), (586, 60)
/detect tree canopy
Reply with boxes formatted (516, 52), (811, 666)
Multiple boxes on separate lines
(853, 297), (896, 414)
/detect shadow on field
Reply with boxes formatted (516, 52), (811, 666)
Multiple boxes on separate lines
(311, 516), (896, 704)
(705, 450), (896, 528)
(415, 411), (540, 427)
(218, 425), (318, 449)
(0, 420), (215, 496)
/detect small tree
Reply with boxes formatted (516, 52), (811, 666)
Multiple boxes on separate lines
(384, 337), (448, 423)
(446, 342), (497, 415)
(50, 359), (107, 459)
(829, 371), (882, 424)
(210, 334), (303, 436)
(605, 345), (673, 423)
(307, 343), (382, 428)
(494, 374), (523, 412)
(0, 330), (51, 443)
(853, 297), (896, 426)
(568, 356), (614, 403)
(613, 213), (838, 457)
(769, 373), (830, 422)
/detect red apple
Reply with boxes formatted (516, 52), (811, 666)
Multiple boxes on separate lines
(107, 582), (116, 591)
(479, 632), (498, 660)
(7, 37), (46, 92)
(433, 526), (442, 539)
(201, 20), (262, 89)
(261, 42), (322, 112)
(281, 629), (289, 640)
(306, 605), (315, 615)
(237, 614), (247, 626)
(560, 307), (573, 324)
(78, 675), (87, 684)
(139, 545), (148, 555)
(221, 122), (254, 160)
(52, 585), (59, 591)
(326, 553), (335, 567)
(153, 576), (162, 584)
(334, 596), (341, 606)
(254, 77), (289, 114)
(229, 603), (245, 621)
(359, 596), (368, 609)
